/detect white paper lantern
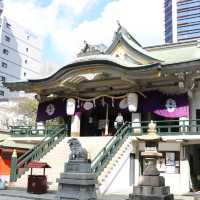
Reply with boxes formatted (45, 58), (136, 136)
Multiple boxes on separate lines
(66, 98), (76, 115)
(127, 93), (138, 112)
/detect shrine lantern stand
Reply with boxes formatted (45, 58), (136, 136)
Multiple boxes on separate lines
(27, 161), (51, 194)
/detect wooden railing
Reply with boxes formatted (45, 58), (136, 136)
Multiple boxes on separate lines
(10, 125), (66, 182)
(91, 122), (131, 176)
(131, 119), (200, 136)
(10, 124), (67, 137)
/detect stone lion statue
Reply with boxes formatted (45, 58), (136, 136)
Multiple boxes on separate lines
(68, 138), (88, 161)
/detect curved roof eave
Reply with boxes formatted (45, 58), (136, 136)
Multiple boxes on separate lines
(27, 56), (161, 84)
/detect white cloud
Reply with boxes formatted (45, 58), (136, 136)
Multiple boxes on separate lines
(59, 0), (98, 15)
(3, 0), (164, 66)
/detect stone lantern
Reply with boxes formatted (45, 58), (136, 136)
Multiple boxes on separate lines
(128, 121), (174, 200)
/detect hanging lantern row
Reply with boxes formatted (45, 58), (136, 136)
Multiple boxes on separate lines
(66, 93), (138, 116)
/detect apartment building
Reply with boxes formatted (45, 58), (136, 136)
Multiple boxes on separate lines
(0, 16), (42, 99)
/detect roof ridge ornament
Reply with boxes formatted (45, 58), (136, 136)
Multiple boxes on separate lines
(115, 20), (142, 47)
(116, 20), (122, 31)
(77, 40), (107, 57)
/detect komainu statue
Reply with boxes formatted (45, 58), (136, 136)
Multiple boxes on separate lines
(68, 138), (88, 161)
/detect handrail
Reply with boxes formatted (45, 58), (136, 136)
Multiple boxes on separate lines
(17, 125), (64, 161)
(131, 119), (200, 136)
(92, 122), (128, 165)
(10, 119), (200, 137)
(91, 122), (131, 176)
(10, 125), (66, 182)
(9, 124), (64, 137)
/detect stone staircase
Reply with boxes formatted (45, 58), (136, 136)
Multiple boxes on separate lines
(97, 137), (133, 194)
(10, 137), (111, 191)
(40, 138), (69, 190)
(11, 138), (69, 191)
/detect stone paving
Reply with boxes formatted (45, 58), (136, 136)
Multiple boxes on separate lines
(1, 189), (200, 200)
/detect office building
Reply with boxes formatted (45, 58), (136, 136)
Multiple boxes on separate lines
(165, 0), (200, 43)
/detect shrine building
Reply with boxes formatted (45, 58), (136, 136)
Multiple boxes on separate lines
(4, 24), (200, 194)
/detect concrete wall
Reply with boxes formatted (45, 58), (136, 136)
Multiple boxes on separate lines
(77, 136), (111, 160)
(105, 152), (132, 194)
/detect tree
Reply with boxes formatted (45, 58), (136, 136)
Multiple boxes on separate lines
(12, 98), (38, 126)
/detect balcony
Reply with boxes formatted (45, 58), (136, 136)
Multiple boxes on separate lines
(9, 120), (200, 137)
(131, 119), (200, 136)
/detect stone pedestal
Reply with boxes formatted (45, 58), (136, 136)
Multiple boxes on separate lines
(56, 160), (97, 200)
(129, 121), (174, 200)
(128, 159), (174, 200)
(129, 178), (174, 200)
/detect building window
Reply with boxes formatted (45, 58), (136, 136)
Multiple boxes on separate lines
(1, 62), (7, 68)
(5, 35), (10, 42)
(0, 90), (4, 96)
(25, 59), (28, 64)
(27, 35), (30, 40)
(6, 23), (11, 29)
(0, 76), (5, 82)
(3, 49), (9, 55)
(24, 72), (26, 76)
(26, 47), (28, 52)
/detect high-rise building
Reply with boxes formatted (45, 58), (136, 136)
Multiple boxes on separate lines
(0, 0), (42, 99)
(164, 0), (200, 43)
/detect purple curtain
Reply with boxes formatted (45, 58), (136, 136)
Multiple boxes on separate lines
(139, 91), (189, 118)
(36, 99), (66, 122)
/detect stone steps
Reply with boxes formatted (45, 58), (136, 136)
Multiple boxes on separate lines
(10, 138), (69, 191)
(10, 137), (111, 191)
(97, 137), (133, 190)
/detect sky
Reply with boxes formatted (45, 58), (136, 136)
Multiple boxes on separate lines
(3, 0), (164, 72)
